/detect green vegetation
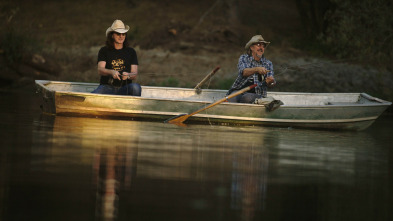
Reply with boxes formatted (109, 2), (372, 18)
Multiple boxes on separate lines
(295, 0), (392, 69)
(323, 0), (392, 66)
(0, 3), (42, 65)
(0, 28), (42, 64)
(209, 78), (234, 90)
(158, 77), (180, 87)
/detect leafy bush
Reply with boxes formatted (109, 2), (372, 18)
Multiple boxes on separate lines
(294, 0), (392, 68)
(0, 28), (42, 64)
(321, 0), (392, 66)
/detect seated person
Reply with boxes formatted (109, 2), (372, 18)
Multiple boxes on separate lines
(92, 19), (141, 96)
(227, 35), (276, 103)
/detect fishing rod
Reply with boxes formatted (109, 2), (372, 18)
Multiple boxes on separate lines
(272, 57), (356, 76)
(258, 57), (355, 86)
(196, 58), (354, 90)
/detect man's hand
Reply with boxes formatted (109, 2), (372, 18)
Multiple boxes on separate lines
(266, 76), (276, 87)
(121, 72), (137, 80)
(255, 67), (268, 75)
(112, 70), (121, 80)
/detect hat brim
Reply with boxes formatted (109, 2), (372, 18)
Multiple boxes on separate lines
(245, 40), (270, 50)
(106, 25), (130, 36)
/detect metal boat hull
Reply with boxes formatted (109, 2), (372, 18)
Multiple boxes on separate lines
(35, 80), (391, 130)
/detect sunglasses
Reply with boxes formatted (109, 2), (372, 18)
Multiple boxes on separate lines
(114, 32), (126, 36)
(253, 43), (266, 48)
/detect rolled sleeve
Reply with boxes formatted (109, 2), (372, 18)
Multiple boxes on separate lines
(237, 54), (251, 77)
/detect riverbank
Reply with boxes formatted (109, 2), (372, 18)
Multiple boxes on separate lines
(7, 44), (393, 105)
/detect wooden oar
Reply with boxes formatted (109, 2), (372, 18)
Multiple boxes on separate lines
(194, 66), (220, 94)
(165, 84), (257, 124)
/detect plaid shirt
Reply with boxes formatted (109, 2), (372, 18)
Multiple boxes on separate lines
(227, 54), (274, 97)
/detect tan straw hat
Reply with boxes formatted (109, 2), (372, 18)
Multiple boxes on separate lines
(244, 35), (270, 49)
(106, 20), (130, 36)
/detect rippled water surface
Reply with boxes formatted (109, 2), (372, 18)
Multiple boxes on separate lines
(1, 90), (392, 221)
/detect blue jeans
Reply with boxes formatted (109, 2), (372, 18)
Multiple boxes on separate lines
(227, 91), (262, 103)
(91, 83), (142, 96)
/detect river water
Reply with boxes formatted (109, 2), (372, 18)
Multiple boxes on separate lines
(1, 89), (392, 221)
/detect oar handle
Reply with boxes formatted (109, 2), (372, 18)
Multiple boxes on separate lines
(194, 66), (220, 89)
(166, 84), (257, 124)
(224, 84), (257, 101)
(190, 84), (257, 116)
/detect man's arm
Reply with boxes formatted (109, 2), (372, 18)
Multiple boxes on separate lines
(121, 65), (138, 80)
(242, 67), (269, 77)
(97, 61), (121, 80)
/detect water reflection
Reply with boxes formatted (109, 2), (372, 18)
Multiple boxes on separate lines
(230, 142), (268, 221)
(1, 97), (392, 221)
(48, 116), (272, 221)
(93, 146), (137, 220)
(269, 128), (386, 184)
(265, 128), (390, 220)
(48, 116), (140, 221)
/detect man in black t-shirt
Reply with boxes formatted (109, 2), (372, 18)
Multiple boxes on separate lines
(92, 20), (141, 96)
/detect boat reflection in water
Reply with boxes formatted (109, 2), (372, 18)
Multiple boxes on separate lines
(30, 114), (389, 221)
(93, 146), (137, 220)
(49, 116), (270, 221)
(50, 117), (140, 220)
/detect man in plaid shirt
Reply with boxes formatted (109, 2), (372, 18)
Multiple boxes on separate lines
(227, 35), (276, 103)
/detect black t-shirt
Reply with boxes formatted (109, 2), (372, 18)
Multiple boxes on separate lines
(97, 46), (138, 85)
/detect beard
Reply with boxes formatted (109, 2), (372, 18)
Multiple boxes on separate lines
(256, 50), (264, 58)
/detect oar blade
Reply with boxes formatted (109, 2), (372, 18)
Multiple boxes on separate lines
(167, 121), (188, 127)
(164, 113), (190, 124)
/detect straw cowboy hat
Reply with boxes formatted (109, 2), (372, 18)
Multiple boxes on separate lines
(245, 35), (270, 49)
(106, 20), (130, 37)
